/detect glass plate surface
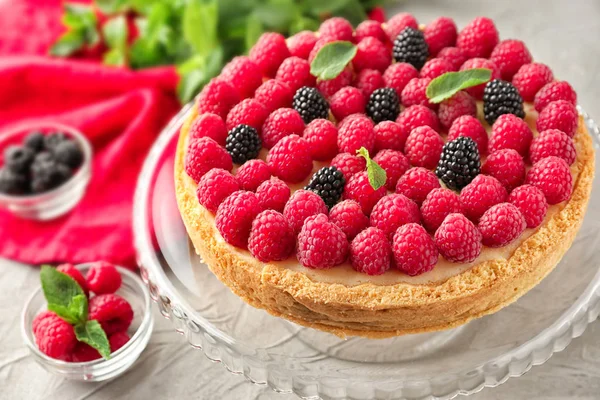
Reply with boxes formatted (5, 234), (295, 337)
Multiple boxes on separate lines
(133, 104), (600, 400)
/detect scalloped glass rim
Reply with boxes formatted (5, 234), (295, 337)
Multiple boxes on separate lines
(133, 104), (600, 400)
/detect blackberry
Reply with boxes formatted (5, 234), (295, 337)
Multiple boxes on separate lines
(30, 157), (72, 193)
(44, 131), (68, 150)
(53, 140), (84, 169)
(366, 88), (400, 123)
(483, 79), (525, 125)
(225, 124), (262, 165)
(292, 86), (329, 123)
(393, 27), (429, 70)
(435, 137), (481, 191)
(3, 145), (34, 174)
(305, 166), (345, 209)
(24, 131), (45, 152)
(0, 168), (28, 195)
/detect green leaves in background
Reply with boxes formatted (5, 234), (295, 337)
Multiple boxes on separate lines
(75, 320), (111, 360)
(310, 41), (357, 80)
(50, 3), (99, 56)
(356, 147), (386, 190)
(102, 15), (129, 66)
(426, 69), (492, 103)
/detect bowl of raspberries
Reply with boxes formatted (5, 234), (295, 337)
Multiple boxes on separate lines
(21, 262), (153, 381)
(0, 122), (92, 220)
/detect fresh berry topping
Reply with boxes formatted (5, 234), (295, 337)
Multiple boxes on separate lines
(303, 119), (338, 161)
(304, 166), (345, 209)
(536, 100), (579, 138)
(437, 47), (468, 70)
(435, 136), (481, 191)
(109, 332), (130, 353)
(478, 203), (526, 247)
(438, 91), (477, 129)
(350, 227), (392, 275)
(508, 184), (548, 228)
(56, 264), (88, 295)
(404, 125), (444, 169)
(353, 37), (392, 73)
(483, 79), (525, 125)
(393, 223), (438, 276)
(456, 17), (499, 58)
(86, 261), (122, 295)
(297, 213), (349, 269)
(254, 79), (294, 113)
(526, 156), (573, 205)
(355, 20), (387, 43)
(420, 188), (462, 233)
(460, 58), (501, 99)
(434, 213), (482, 263)
(287, 31), (317, 59)
(534, 81), (577, 112)
(32, 311), (76, 360)
(368, 6), (386, 23)
(383, 62), (419, 96)
(256, 178), (290, 212)
(293, 86), (330, 123)
(215, 190), (262, 247)
(88, 294), (134, 336)
(370, 193), (421, 239)
(24, 131), (45, 152)
(460, 175), (508, 222)
(343, 171), (387, 215)
(490, 39), (532, 80)
(386, 12), (419, 42)
(267, 134), (313, 183)
(317, 65), (353, 98)
(338, 114), (375, 154)
(249, 32), (290, 77)
(447, 115), (488, 155)
(261, 108), (305, 149)
(225, 124), (262, 165)
(373, 149), (409, 190)
(354, 69), (385, 101)
(489, 113), (533, 156)
(196, 168), (239, 213)
(319, 17), (354, 41)
(329, 200), (370, 240)
(275, 56), (316, 92)
(397, 167), (441, 205)
(185, 137), (233, 182)
(481, 149), (525, 191)
(401, 77), (435, 109)
(512, 62), (554, 102)
(331, 152), (367, 182)
(0, 167), (27, 194)
(330, 86), (366, 121)
(392, 27), (429, 70)
(366, 87), (400, 123)
(235, 159), (271, 191)
(189, 113), (228, 146)
(221, 56), (263, 98)
(420, 58), (455, 79)
(374, 121), (406, 152)
(396, 104), (441, 139)
(530, 129), (577, 166)
(283, 190), (328, 234)
(225, 99), (269, 132)
(4, 145), (34, 174)
(424, 17), (457, 56)
(196, 79), (241, 119)
(248, 210), (295, 262)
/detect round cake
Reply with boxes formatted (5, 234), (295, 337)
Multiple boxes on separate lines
(175, 14), (595, 338)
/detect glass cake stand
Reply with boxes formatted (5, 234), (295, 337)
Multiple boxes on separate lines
(133, 104), (600, 400)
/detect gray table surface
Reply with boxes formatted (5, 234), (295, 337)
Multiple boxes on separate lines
(2, 0), (600, 399)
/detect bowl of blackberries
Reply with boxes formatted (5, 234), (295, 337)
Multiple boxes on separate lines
(0, 123), (92, 220)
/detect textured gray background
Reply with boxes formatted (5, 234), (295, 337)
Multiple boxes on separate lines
(2, 0), (600, 399)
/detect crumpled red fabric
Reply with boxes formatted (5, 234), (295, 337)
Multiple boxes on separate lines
(0, 0), (181, 268)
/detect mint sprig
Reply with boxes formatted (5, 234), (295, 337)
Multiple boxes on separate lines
(356, 147), (386, 191)
(75, 320), (111, 360)
(426, 68), (492, 103)
(310, 41), (357, 81)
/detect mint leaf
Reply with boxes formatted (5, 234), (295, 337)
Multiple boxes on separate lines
(75, 320), (111, 360)
(102, 15), (128, 49)
(356, 147), (386, 190)
(41, 265), (88, 325)
(49, 31), (85, 57)
(310, 41), (357, 80)
(183, 0), (218, 57)
(426, 69), (492, 103)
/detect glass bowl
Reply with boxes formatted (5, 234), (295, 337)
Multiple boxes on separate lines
(21, 264), (153, 382)
(133, 104), (600, 400)
(0, 122), (92, 220)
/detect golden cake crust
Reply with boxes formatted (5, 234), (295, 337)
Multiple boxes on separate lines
(175, 107), (595, 338)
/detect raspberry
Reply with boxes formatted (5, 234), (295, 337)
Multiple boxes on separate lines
(221, 56), (263, 98)
(385, 12), (418, 41)
(526, 156), (573, 205)
(373, 149), (409, 190)
(374, 121), (406, 152)
(536, 100), (579, 138)
(287, 31), (317, 59)
(508, 184), (548, 228)
(283, 189), (328, 234)
(530, 129), (576, 166)
(338, 114), (375, 154)
(366, 87), (400, 123)
(33, 311), (77, 360)
(401, 78), (435, 109)
(109, 331), (130, 353)
(420, 188), (462, 232)
(420, 58), (455, 79)
(456, 17), (499, 58)
(330, 86), (366, 121)
(393, 223), (438, 276)
(478, 203), (526, 247)
(329, 200), (370, 240)
(383, 62), (419, 97)
(447, 115), (488, 155)
(88, 294), (134, 336)
(256, 178), (290, 212)
(235, 159), (271, 191)
(275, 57), (316, 92)
(353, 37), (392, 73)
(396, 167), (441, 205)
(512, 62), (554, 102)
(343, 171), (387, 215)
(424, 17), (457, 56)
(267, 135), (313, 183)
(248, 210), (295, 262)
(392, 27), (429, 70)
(254, 79), (293, 113)
(437, 47), (468, 70)
(56, 264), (88, 295)
(459, 58), (501, 99)
(489, 114), (533, 157)
(196, 168), (239, 213)
(396, 104), (441, 140)
(294, 86), (330, 123)
(185, 138), (232, 183)
(303, 118), (338, 161)
(317, 66), (352, 98)
(85, 261), (122, 295)
(331, 152), (367, 182)
(354, 69), (385, 101)
(404, 126), (444, 169)
(319, 17), (354, 42)
(460, 175), (508, 222)
(350, 227), (392, 275)
(261, 108), (305, 149)
(215, 190), (262, 247)
(368, 6), (386, 23)
(249, 32), (290, 77)
(196, 79), (240, 120)
(71, 343), (100, 362)
(437, 91), (477, 129)
(434, 213), (482, 263)
(490, 39), (532, 80)
(482, 149), (526, 191)
(297, 213), (349, 269)
(189, 113), (228, 146)
(370, 193), (420, 239)
(226, 99), (269, 132)
(355, 20), (387, 44)
(534, 81), (577, 112)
